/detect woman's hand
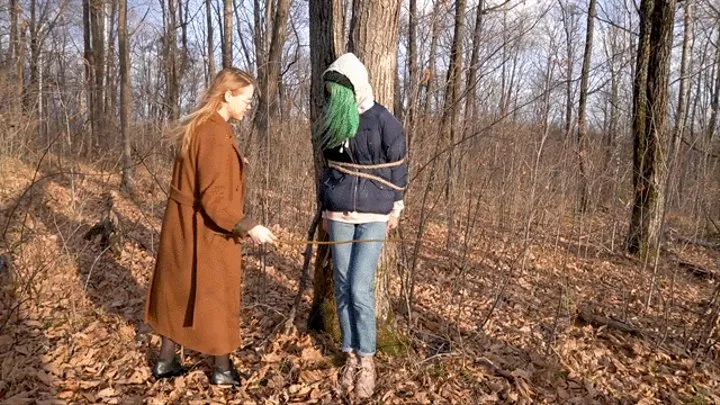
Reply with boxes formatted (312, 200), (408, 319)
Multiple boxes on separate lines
(388, 216), (399, 231)
(248, 225), (278, 246)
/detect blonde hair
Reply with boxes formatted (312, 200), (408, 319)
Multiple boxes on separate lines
(174, 68), (255, 155)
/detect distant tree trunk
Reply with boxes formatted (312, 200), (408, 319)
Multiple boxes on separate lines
(405, 0), (418, 141)
(559, 0), (576, 140)
(91, 0), (106, 142)
(254, 0), (290, 136)
(348, 0), (402, 352)
(465, 0), (484, 127)
(26, 0), (38, 112)
(670, 0), (693, 206)
(206, 0), (215, 82)
(439, 0), (466, 249)
(106, 0), (118, 118)
(307, 0), (344, 337)
(119, 0), (133, 192)
(421, 0), (445, 117)
(165, 0), (179, 119)
(10, 0), (23, 105)
(626, 0), (677, 255)
(223, 0), (233, 67)
(576, 0), (596, 212)
(83, 0), (93, 141)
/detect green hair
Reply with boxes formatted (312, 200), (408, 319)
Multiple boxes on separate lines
(315, 82), (359, 149)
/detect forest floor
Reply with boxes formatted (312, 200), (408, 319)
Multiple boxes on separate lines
(1, 155), (720, 404)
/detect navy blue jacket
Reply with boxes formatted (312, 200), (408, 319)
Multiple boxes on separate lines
(321, 103), (408, 214)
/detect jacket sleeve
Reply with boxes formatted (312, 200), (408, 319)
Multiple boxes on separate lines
(195, 123), (253, 233)
(382, 113), (408, 202)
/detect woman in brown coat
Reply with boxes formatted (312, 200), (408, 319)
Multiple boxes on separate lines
(144, 68), (277, 387)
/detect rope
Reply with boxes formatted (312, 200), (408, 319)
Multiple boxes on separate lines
(327, 159), (407, 191)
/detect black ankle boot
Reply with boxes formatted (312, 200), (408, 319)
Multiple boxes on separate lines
(152, 356), (186, 379)
(209, 361), (241, 387)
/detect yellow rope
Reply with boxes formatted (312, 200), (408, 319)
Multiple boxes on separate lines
(277, 238), (408, 246)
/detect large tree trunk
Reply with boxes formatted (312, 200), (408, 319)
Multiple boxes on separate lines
(348, 0), (402, 352)
(119, 0), (133, 193)
(626, 0), (677, 255)
(223, 0), (233, 67)
(576, 0), (596, 212)
(307, 0), (344, 337)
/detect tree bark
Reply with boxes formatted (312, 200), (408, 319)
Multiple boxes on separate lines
(91, 0), (106, 142)
(405, 0), (418, 142)
(348, 0), (402, 352)
(576, 0), (596, 212)
(119, 0), (133, 193)
(165, 0), (179, 119)
(626, 0), (677, 255)
(223, 0), (233, 67)
(465, 0), (484, 127)
(439, 0), (466, 249)
(670, 0), (693, 207)
(307, 0), (344, 336)
(206, 0), (215, 82)
(254, 0), (291, 136)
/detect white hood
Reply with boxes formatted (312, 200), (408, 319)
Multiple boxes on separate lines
(323, 53), (375, 114)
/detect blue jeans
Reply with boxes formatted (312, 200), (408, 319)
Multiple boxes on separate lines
(328, 220), (387, 356)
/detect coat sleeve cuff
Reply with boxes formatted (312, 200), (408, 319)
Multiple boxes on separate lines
(390, 200), (404, 218)
(232, 216), (259, 236)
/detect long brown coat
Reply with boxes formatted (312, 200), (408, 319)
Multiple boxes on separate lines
(145, 112), (256, 355)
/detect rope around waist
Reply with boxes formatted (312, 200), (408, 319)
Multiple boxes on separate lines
(327, 158), (406, 191)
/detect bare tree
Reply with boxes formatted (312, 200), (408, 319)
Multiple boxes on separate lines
(119, 0), (133, 192)
(627, 0), (677, 255)
(575, 0), (596, 212)
(206, 0), (216, 82)
(439, 0), (467, 249)
(223, 0), (233, 67)
(254, 0), (291, 134)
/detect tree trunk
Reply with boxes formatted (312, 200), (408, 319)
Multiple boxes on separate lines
(348, 0), (402, 352)
(670, 0), (693, 208)
(206, 0), (215, 82)
(307, 0), (344, 337)
(165, 0), (179, 119)
(91, 0), (106, 143)
(254, 0), (291, 136)
(119, 0), (133, 193)
(421, 0), (445, 117)
(576, 0), (596, 212)
(405, 0), (418, 143)
(626, 0), (677, 255)
(223, 0), (233, 68)
(559, 0), (576, 140)
(464, 0), (484, 127)
(10, 0), (22, 103)
(439, 0), (466, 250)
(105, 0), (118, 118)
(83, 0), (93, 144)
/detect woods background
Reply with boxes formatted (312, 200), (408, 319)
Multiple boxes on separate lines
(1, 0), (720, 403)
